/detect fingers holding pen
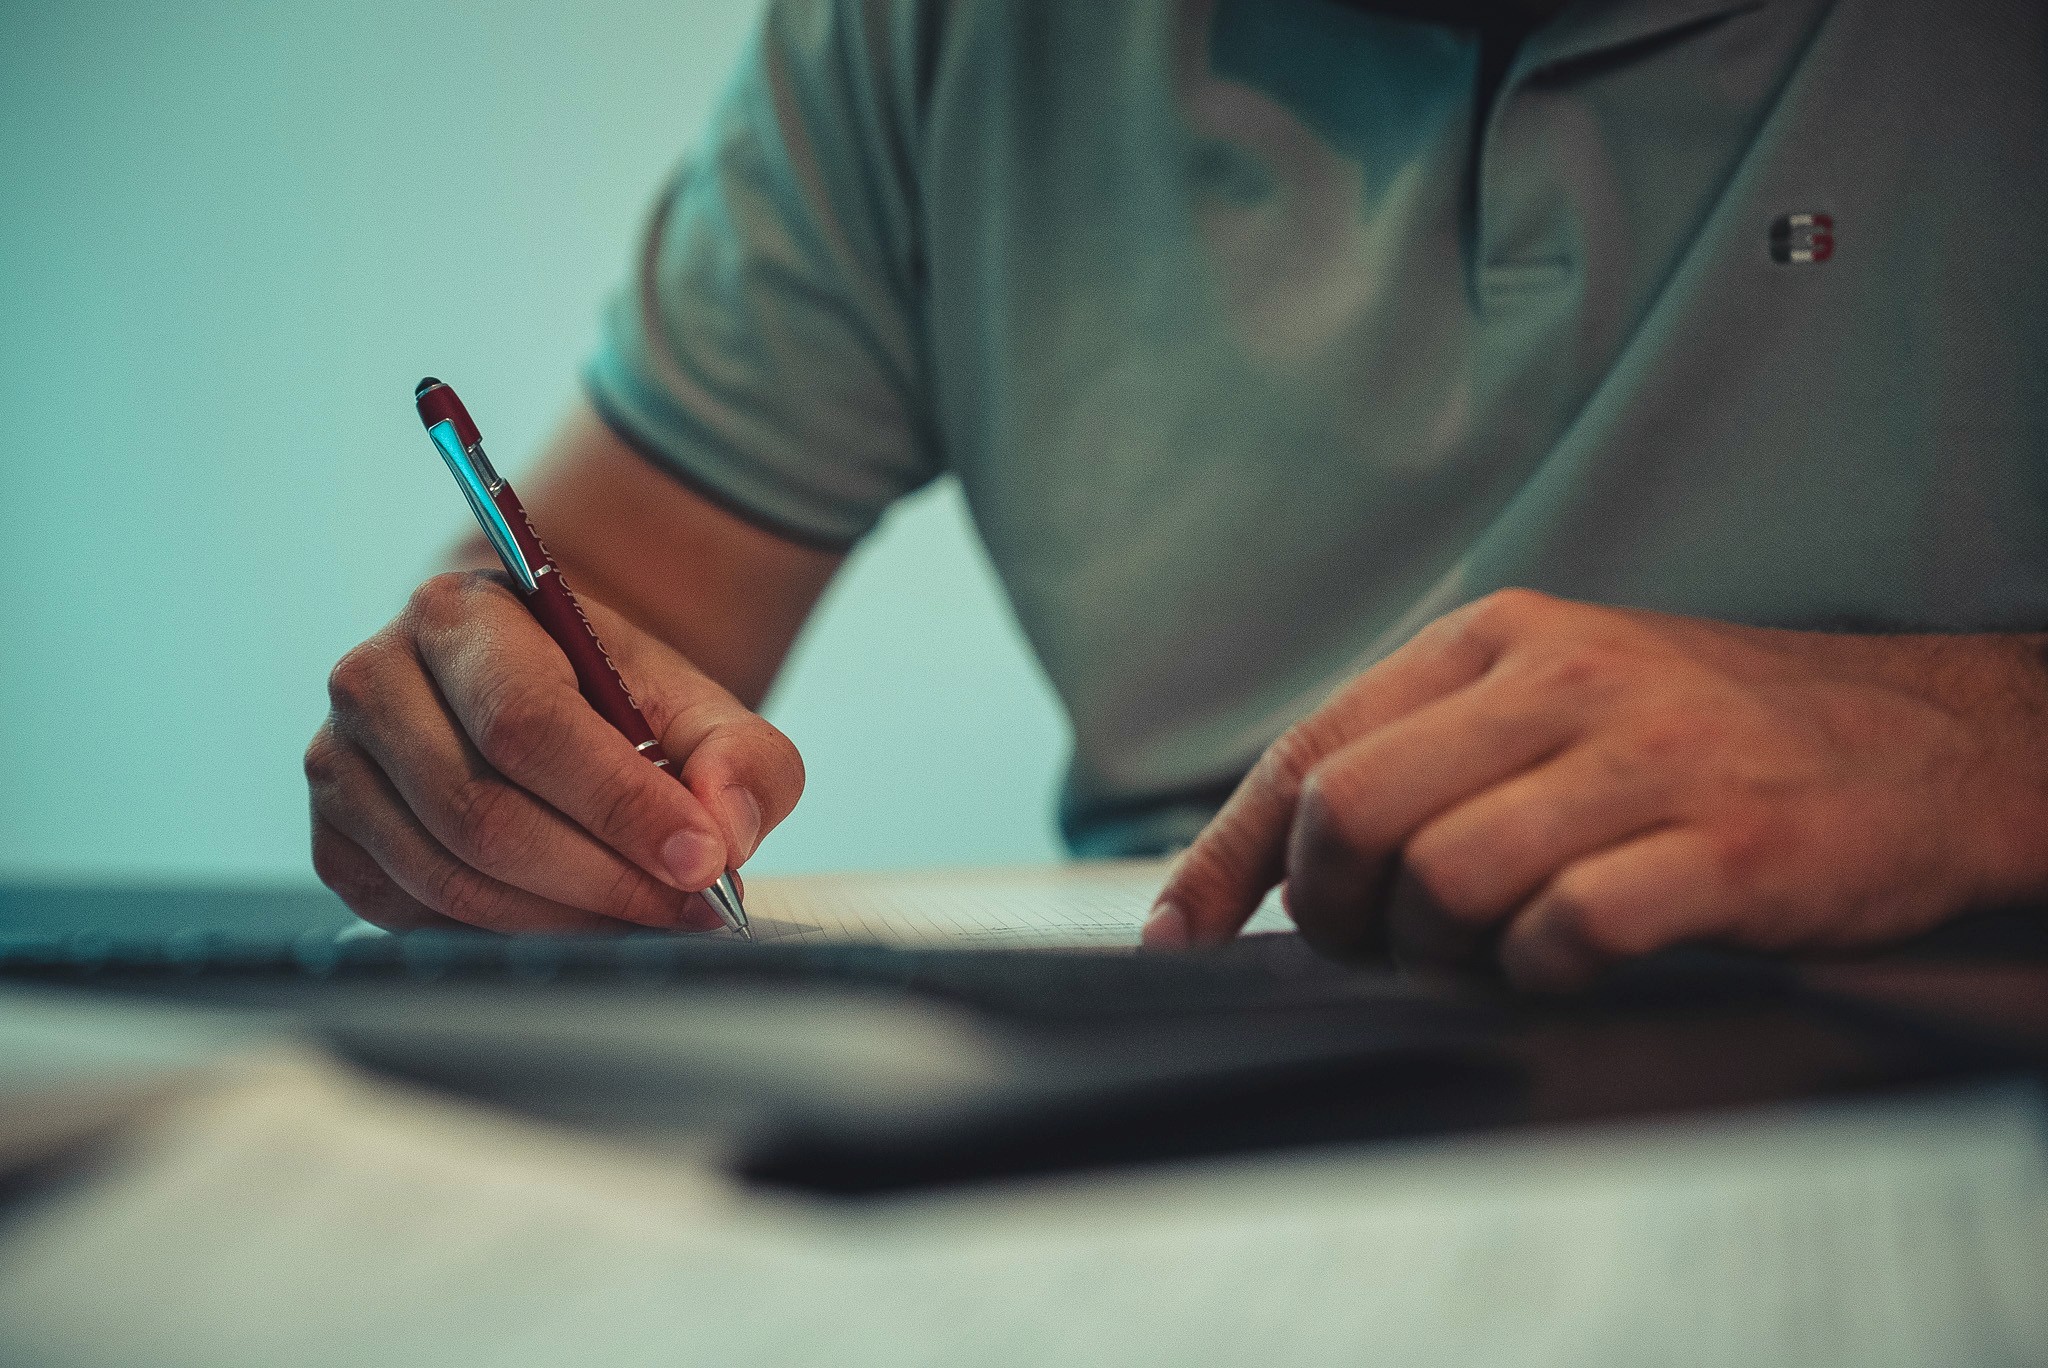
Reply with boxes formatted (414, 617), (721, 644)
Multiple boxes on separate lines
(664, 701), (804, 869)
(307, 812), (461, 933)
(402, 572), (745, 899)
(583, 597), (807, 869)
(327, 585), (724, 929)
(305, 727), (645, 935)
(312, 559), (799, 933)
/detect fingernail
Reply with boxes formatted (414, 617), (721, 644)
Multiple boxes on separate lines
(1141, 900), (1190, 950)
(713, 785), (762, 863)
(661, 829), (723, 892)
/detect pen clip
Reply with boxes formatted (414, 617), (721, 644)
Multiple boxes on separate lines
(426, 420), (538, 594)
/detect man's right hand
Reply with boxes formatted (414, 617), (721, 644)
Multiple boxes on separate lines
(305, 569), (805, 933)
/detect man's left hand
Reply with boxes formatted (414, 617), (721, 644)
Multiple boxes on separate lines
(1147, 589), (2048, 988)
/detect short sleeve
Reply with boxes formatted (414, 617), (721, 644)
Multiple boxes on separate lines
(584, 0), (941, 551)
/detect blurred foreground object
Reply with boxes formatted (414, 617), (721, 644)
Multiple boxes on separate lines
(3, 875), (2047, 1364)
(0, 995), (2042, 1367)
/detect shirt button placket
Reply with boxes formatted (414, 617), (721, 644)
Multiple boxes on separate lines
(1468, 65), (1586, 463)
(1472, 80), (1579, 317)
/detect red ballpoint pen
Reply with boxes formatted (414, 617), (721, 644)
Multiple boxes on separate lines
(413, 377), (749, 938)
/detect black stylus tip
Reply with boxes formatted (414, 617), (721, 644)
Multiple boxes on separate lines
(415, 376), (442, 397)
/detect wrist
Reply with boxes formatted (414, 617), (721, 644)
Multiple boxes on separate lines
(1937, 635), (2048, 905)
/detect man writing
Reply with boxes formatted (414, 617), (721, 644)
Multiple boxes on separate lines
(305, 0), (2048, 988)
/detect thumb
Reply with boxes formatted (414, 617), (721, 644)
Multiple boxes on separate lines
(1145, 737), (1314, 948)
(580, 594), (805, 868)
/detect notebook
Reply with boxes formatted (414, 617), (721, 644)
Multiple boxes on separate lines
(740, 858), (1292, 947)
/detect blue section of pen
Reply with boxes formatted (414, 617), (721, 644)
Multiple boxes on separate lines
(426, 420), (536, 593)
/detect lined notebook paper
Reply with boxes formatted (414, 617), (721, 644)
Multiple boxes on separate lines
(741, 860), (1292, 949)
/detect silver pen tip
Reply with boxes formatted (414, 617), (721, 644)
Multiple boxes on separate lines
(705, 871), (749, 938)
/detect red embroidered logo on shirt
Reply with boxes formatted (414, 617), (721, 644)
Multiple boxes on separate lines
(1770, 213), (1835, 264)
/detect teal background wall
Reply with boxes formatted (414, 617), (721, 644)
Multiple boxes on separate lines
(0, 0), (1069, 885)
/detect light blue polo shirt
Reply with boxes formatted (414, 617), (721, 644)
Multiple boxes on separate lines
(587, 0), (2048, 856)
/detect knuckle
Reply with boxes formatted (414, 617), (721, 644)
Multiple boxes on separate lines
(310, 829), (382, 907)
(1292, 766), (1345, 848)
(1525, 642), (1630, 700)
(1264, 722), (1333, 795)
(1540, 872), (1632, 956)
(444, 778), (535, 871)
(407, 571), (482, 631)
(590, 767), (659, 845)
(695, 716), (808, 813)
(1402, 828), (1499, 923)
(302, 729), (347, 791)
(471, 681), (566, 778)
(663, 682), (744, 743)
(1415, 610), (1485, 667)
(1294, 761), (1384, 859)
(1626, 710), (1713, 769)
(1545, 870), (1665, 960)
(427, 861), (506, 930)
(1704, 818), (1776, 892)
(1423, 588), (1553, 670)
(1464, 586), (1555, 636)
(325, 642), (385, 715)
